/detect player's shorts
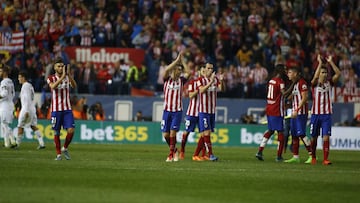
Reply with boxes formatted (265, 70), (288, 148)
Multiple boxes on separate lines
(17, 110), (37, 128)
(161, 110), (182, 132)
(198, 112), (215, 133)
(290, 114), (307, 137)
(0, 109), (14, 124)
(51, 110), (75, 132)
(184, 115), (199, 132)
(267, 116), (284, 131)
(310, 114), (332, 137)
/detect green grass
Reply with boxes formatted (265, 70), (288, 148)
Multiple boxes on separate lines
(1, 143), (359, 203)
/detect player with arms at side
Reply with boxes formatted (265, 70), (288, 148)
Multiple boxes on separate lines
(180, 68), (206, 160)
(284, 67), (312, 163)
(15, 71), (45, 149)
(47, 58), (77, 160)
(192, 63), (225, 161)
(255, 64), (294, 161)
(309, 55), (341, 165)
(161, 52), (190, 162)
(0, 64), (16, 148)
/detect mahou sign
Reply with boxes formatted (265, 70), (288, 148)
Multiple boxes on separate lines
(65, 46), (145, 68)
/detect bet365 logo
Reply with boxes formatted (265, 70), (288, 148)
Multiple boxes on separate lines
(240, 128), (274, 144)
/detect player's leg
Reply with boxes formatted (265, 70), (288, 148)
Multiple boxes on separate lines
(16, 110), (26, 147)
(180, 116), (192, 158)
(16, 127), (24, 147)
(272, 116), (285, 161)
(169, 111), (182, 162)
(258, 116), (275, 152)
(32, 125), (45, 149)
(31, 114), (45, 149)
(201, 141), (208, 160)
(1, 120), (10, 147)
(162, 111), (175, 162)
(180, 131), (188, 159)
(321, 115), (332, 165)
(309, 115), (320, 164)
(51, 112), (62, 160)
(296, 114), (312, 159)
(256, 116), (275, 161)
(276, 131), (285, 161)
(61, 110), (76, 160)
(256, 129), (274, 161)
(207, 113), (218, 161)
(3, 122), (15, 148)
(3, 111), (16, 147)
(63, 110), (75, 149)
(283, 117), (291, 153)
(161, 111), (171, 146)
(199, 113), (215, 159)
(193, 113), (206, 161)
(192, 134), (204, 160)
(285, 118), (300, 163)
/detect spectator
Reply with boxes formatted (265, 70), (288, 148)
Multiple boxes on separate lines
(134, 110), (144, 122)
(132, 29), (151, 49)
(79, 23), (93, 47)
(89, 102), (105, 121)
(236, 44), (252, 65)
(249, 62), (268, 99)
(237, 61), (251, 98)
(1, 0), (360, 100)
(110, 60), (126, 95)
(96, 64), (112, 94)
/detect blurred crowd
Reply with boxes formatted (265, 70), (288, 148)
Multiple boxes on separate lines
(21, 95), (107, 121)
(1, 0), (360, 99)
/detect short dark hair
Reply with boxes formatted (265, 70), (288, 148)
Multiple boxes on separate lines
(199, 63), (207, 69)
(0, 64), (10, 73)
(18, 70), (28, 80)
(275, 64), (286, 70)
(288, 66), (300, 72)
(54, 57), (64, 64)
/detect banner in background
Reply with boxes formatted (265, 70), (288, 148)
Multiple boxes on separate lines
(64, 47), (145, 68)
(12, 120), (360, 151)
(334, 87), (360, 102)
(0, 31), (24, 53)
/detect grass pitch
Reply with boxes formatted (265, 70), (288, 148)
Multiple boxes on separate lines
(0, 143), (359, 203)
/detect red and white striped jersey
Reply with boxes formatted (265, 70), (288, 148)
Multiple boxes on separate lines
(163, 77), (186, 112)
(311, 80), (333, 115)
(238, 65), (251, 84)
(250, 66), (268, 84)
(47, 75), (72, 112)
(186, 79), (199, 117)
(197, 76), (219, 114)
(80, 28), (92, 46)
(292, 78), (308, 115)
(266, 77), (285, 116)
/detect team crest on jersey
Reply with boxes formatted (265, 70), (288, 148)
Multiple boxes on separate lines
(57, 82), (67, 89)
(301, 84), (307, 90)
(318, 82), (330, 92)
(168, 83), (181, 90)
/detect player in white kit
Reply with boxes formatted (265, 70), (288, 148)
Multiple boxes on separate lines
(0, 64), (16, 148)
(15, 70), (45, 149)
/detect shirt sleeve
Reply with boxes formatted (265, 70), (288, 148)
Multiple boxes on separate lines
(299, 79), (308, 92)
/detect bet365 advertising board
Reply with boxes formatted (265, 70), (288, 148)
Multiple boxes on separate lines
(12, 120), (360, 151)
